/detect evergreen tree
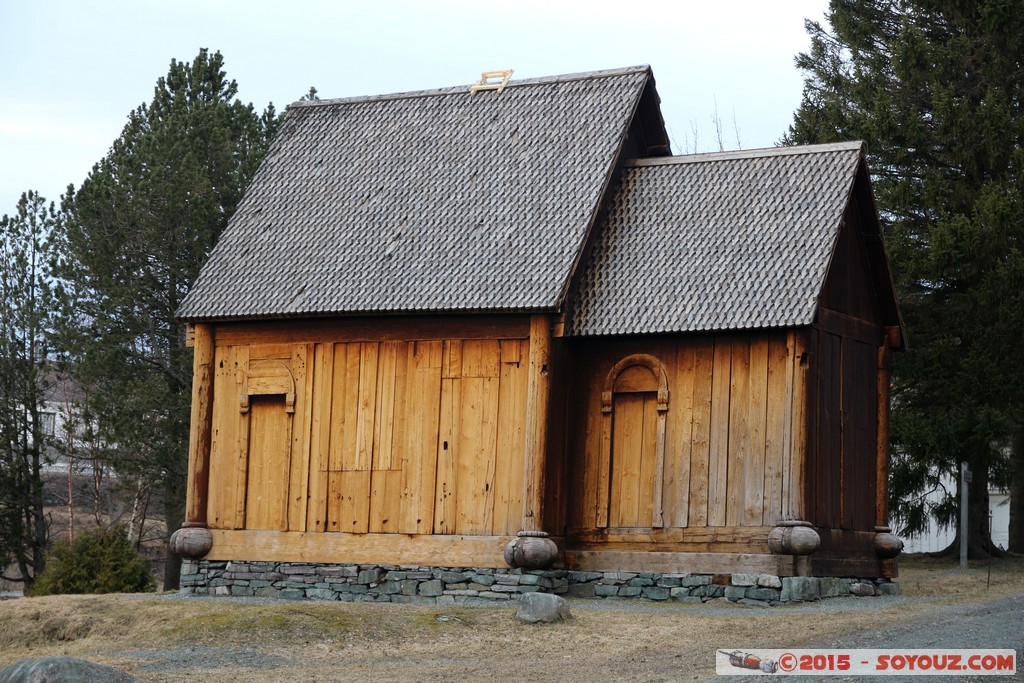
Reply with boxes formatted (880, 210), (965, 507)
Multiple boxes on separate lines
(57, 49), (280, 587)
(786, 0), (1024, 555)
(0, 191), (59, 589)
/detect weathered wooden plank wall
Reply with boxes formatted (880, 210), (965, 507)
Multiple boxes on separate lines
(205, 322), (530, 538)
(568, 331), (808, 535)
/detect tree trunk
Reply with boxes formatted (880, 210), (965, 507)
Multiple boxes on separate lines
(162, 480), (185, 591)
(1009, 433), (1024, 553)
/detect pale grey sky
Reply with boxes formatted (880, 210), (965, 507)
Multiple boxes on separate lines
(0, 0), (829, 215)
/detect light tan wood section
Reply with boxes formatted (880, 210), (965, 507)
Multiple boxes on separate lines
(203, 320), (530, 541)
(570, 331), (806, 533)
(184, 323), (215, 527)
(205, 529), (516, 567)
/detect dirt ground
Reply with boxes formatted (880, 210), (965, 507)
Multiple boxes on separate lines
(0, 556), (1021, 682)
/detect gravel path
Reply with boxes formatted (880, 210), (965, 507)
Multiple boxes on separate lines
(707, 591), (1023, 683)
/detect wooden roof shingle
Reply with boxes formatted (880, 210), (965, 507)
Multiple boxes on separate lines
(177, 66), (657, 321)
(566, 142), (874, 336)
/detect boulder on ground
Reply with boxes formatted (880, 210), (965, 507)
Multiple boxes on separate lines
(0, 656), (142, 683)
(516, 592), (571, 623)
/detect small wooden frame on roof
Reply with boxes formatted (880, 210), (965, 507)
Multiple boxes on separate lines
(470, 69), (513, 95)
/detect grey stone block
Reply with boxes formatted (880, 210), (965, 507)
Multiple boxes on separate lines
(724, 586), (747, 601)
(279, 589), (305, 599)
(438, 570), (468, 584)
(628, 577), (654, 587)
(357, 568), (382, 585)
(494, 574), (521, 585)
(281, 564), (316, 575)
(745, 587), (781, 601)
(657, 577), (681, 588)
(479, 591), (511, 600)
(400, 580), (419, 596)
(593, 584), (619, 597)
(641, 587), (670, 600)
(693, 584), (724, 598)
(877, 582), (901, 596)
(568, 583), (596, 598)
(669, 587), (692, 599)
(307, 588), (337, 601)
(819, 577), (846, 598)
(679, 575), (711, 587)
(469, 574), (496, 586)
(419, 579), (444, 597)
(617, 586), (642, 597)
(780, 577), (820, 602)
(731, 573), (758, 586)
(757, 574), (782, 588)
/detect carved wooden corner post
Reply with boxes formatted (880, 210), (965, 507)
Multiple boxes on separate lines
(873, 331), (903, 560)
(504, 314), (559, 569)
(170, 322), (215, 559)
(768, 331), (819, 576)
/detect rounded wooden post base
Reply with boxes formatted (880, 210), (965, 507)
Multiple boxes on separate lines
(767, 520), (820, 556)
(169, 526), (213, 559)
(873, 526), (903, 559)
(503, 530), (559, 569)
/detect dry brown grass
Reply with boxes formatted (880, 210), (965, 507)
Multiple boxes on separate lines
(0, 556), (1020, 682)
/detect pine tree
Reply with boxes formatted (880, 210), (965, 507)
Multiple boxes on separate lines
(57, 49), (281, 587)
(0, 191), (59, 589)
(786, 0), (1024, 555)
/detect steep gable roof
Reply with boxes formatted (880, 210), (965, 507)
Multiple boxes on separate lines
(177, 66), (664, 321)
(566, 142), (894, 336)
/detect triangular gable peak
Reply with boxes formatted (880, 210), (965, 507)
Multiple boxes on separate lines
(566, 142), (904, 344)
(178, 66), (669, 322)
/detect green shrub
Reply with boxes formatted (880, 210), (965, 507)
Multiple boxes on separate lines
(30, 525), (156, 596)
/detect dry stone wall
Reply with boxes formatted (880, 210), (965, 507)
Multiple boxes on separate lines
(180, 561), (899, 606)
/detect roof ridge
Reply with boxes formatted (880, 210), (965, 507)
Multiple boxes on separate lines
(289, 65), (652, 109)
(625, 141), (864, 167)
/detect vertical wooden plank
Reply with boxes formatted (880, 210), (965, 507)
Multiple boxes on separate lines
(609, 393), (644, 527)
(665, 344), (694, 528)
(208, 344), (245, 529)
(306, 343), (333, 532)
(493, 339), (527, 535)
(744, 337), (769, 526)
(763, 334), (789, 526)
(369, 341), (403, 533)
(400, 340), (442, 534)
(726, 337), (750, 527)
(640, 395), (660, 527)
(789, 331), (811, 521)
(287, 343), (314, 531)
(455, 375), (499, 534)
(335, 471), (370, 533)
(708, 338), (732, 526)
(355, 342), (379, 472)
(434, 372), (461, 534)
(687, 339), (714, 527)
(232, 346), (251, 528)
(373, 341), (400, 471)
(326, 344), (358, 531)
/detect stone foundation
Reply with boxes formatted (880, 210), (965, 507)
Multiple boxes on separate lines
(180, 560), (899, 606)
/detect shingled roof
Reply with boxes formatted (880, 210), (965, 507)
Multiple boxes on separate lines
(177, 66), (664, 321)
(566, 142), (874, 336)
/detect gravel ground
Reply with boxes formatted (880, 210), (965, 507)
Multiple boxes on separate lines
(707, 591), (1024, 683)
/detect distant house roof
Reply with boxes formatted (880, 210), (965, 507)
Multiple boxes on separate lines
(566, 142), (873, 336)
(177, 66), (666, 321)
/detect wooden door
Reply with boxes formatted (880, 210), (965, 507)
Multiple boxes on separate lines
(244, 395), (292, 530)
(608, 391), (660, 527)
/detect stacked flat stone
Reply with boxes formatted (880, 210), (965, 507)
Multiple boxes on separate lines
(181, 561), (899, 606)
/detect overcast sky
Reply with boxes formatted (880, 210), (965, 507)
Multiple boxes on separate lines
(0, 0), (830, 216)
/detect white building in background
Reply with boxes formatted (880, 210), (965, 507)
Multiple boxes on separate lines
(900, 477), (1010, 553)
